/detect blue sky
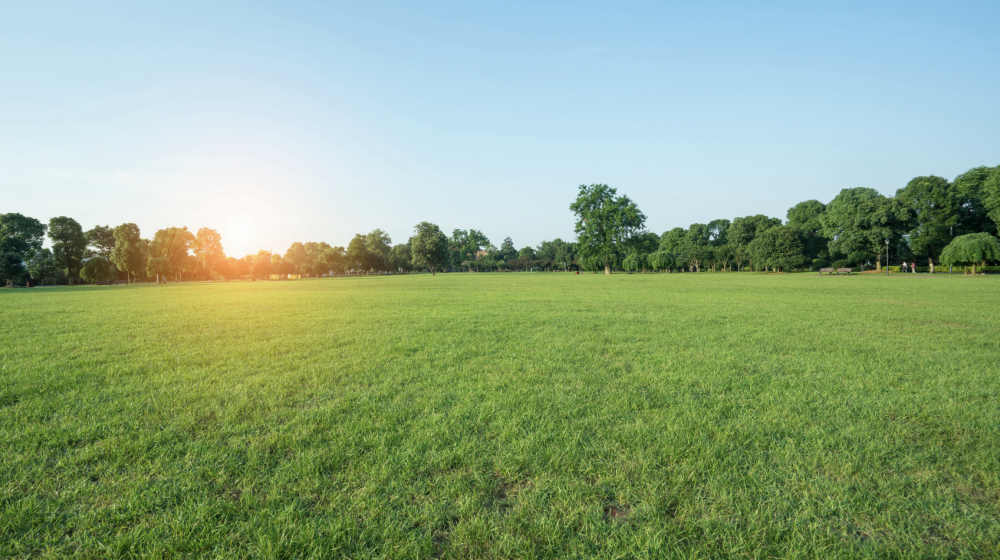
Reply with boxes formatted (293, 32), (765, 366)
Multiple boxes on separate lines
(2, 1), (998, 256)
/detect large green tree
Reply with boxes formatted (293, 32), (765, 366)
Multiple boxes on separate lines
(194, 228), (225, 274)
(570, 184), (647, 275)
(411, 222), (449, 275)
(0, 252), (23, 287)
(984, 167), (1000, 232)
(658, 228), (686, 254)
(1, 213), (47, 258)
(149, 227), (195, 282)
(365, 229), (392, 272)
(746, 226), (806, 272)
(682, 223), (712, 272)
(940, 232), (1000, 274)
(80, 256), (114, 284)
(25, 248), (61, 285)
(822, 189), (911, 271)
(786, 200), (828, 261)
(952, 165), (999, 235)
(110, 223), (146, 283)
(729, 215), (782, 270)
(47, 216), (87, 285)
(85, 225), (116, 259)
(896, 175), (959, 272)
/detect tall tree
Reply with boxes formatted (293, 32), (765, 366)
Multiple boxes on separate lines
(149, 227), (195, 282)
(896, 175), (959, 272)
(952, 165), (999, 235)
(682, 223), (712, 272)
(570, 184), (647, 275)
(1, 213), (47, 258)
(283, 242), (309, 276)
(0, 252), (23, 287)
(25, 248), (61, 285)
(823, 191), (911, 271)
(786, 200), (828, 261)
(984, 167), (1000, 232)
(47, 216), (87, 285)
(746, 226), (806, 272)
(347, 234), (370, 273)
(411, 222), (449, 275)
(111, 223), (146, 283)
(705, 219), (731, 247)
(194, 228), (225, 274)
(317, 246), (347, 275)
(658, 228), (686, 254)
(365, 229), (392, 272)
(85, 225), (116, 259)
(729, 215), (782, 270)
(499, 237), (517, 261)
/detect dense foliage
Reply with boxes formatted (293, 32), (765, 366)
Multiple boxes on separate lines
(3, 164), (1000, 285)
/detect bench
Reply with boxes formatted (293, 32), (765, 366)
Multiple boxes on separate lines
(837, 268), (852, 275)
(818, 268), (835, 275)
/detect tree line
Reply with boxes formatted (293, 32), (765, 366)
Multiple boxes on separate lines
(3, 164), (1000, 286)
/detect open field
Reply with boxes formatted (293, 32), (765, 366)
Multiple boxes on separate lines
(2, 273), (999, 559)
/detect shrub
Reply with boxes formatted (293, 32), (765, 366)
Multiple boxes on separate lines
(831, 260), (848, 269)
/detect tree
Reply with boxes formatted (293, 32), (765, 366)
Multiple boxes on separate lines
(347, 234), (370, 273)
(194, 228), (225, 274)
(647, 251), (676, 272)
(518, 246), (536, 261)
(411, 222), (449, 275)
(213, 257), (237, 280)
(570, 184), (647, 275)
(25, 248), (61, 285)
(499, 237), (517, 261)
(85, 225), (116, 259)
(388, 243), (413, 272)
(729, 215), (782, 270)
(365, 229), (392, 272)
(1, 252), (23, 287)
(149, 227), (195, 282)
(953, 165), (998, 235)
(984, 167), (1000, 232)
(0, 213), (47, 258)
(786, 200), (828, 261)
(317, 246), (347, 275)
(681, 223), (712, 272)
(896, 175), (959, 272)
(940, 233), (1000, 274)
(822, 189), (911, 271)
(622, 251), (643, 273)
(746, 226), (806, 272)
(714, 244), (736, 272)
(146, 257), (172, 283)
(111, 223), (147, 283)
(48, 216), (87, 285)
(705, 219), (731, 247)
(252, 251), (274, 279)
(659, 228), (686, 254)
(80, 256), (114, 284)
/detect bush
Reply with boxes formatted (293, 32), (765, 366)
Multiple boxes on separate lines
(831, 260), (848, 269)
(811, 259), (829, 270)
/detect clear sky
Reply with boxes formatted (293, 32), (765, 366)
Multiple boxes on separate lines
(2, 1), (998, 257)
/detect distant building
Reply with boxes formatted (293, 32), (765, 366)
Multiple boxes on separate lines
(475, 250), (489, 259)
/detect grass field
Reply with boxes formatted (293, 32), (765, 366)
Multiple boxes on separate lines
(2, 273), (999, 559)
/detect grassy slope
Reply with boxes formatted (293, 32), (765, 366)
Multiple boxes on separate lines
(2, 273), (999, 559)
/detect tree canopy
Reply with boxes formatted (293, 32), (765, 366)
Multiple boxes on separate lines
(570, 184), (647, 274)
(939, 233), (1000, 274)
(411, 222), (449, 275)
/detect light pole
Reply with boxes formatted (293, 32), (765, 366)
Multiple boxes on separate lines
(885, 239), (890, 277)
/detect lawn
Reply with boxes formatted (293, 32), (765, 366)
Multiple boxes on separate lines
(2, 273), (999, 559)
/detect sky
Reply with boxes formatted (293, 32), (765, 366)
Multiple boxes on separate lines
(2, 1), (999, 257)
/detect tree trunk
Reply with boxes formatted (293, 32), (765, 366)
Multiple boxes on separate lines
(972, 263), (977, 274)
(928, 257), (934, 274)
(604, 264), (611, 275)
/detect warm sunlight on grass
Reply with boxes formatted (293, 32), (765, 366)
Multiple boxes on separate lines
(3, 273), (999, 558)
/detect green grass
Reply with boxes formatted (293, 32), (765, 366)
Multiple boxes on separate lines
(2, 273), (999, 559)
